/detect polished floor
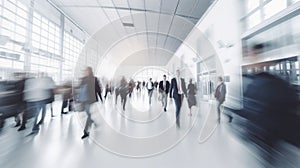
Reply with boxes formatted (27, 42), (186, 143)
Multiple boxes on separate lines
(0, 89), (263, 168)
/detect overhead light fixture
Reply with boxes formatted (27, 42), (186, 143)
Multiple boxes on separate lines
(122, 22), (134, 27)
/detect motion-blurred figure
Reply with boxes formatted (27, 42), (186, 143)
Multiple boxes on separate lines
(119, 76), (129, 111)
(237, 71), (300, 167)
(79, 67), (98, 139)
(0, 75), (26, 131)
(214, 76), (226, 122)
(146, 78), (154, 105)
(128, 79), (135, 98)
(159, 75), (170, 112)
(104, 81), (112, 100)
(23, 73), (55, 134)
(187, 79), (197, 116)
(58, 81), (73, 115)
(169, 70), (187, 127)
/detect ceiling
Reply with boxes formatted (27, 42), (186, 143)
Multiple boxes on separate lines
(49, 0), (214, 69)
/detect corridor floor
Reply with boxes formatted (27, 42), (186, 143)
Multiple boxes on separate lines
(0, 89), (262, 168)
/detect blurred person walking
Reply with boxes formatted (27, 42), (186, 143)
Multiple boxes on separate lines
(79, 67), (98, 139)
(187, 79), (197, 116)
(214, 76), (226, 122)
(146, 78), (154, 105)
(159, 75), (170, 112)
(169, 70), (187, 127)
(119, 76), (129, 111)
(23, 73), (55, 134)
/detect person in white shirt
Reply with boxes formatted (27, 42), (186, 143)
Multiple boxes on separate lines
(146, 78), (154, 105)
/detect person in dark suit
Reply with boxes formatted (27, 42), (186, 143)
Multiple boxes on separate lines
(214, 76), (226, 122)
(169, 70), (187, 127)
(159, 75), (170, 112)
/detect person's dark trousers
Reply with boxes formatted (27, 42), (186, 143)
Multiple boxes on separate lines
(121, 96), (127, 110)
(84, 103), (93, 133)
(104, 89), (111, 99)
(148, 89), (153, 104)
(28, 101), (46, 132)
(174, 94), (183, 127)
(61, 100), (68, 114)
(217, 101), (224, 122)
(68, 99), (73, 112)
(38, 103), (49, 124)
(18, 110), (27, 130)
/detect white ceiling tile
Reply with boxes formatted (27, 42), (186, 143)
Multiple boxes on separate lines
(132, 13), (146, 32)
(145, 0), (161, 12)
(128, 0), (145, 10)
(98, 0), (114, 6)
(118, 9), (131, 17)
(145, 12), (159, 32)
(60, 7), (110, 35)
(161, 0), (178, 14)
(191, 0), (212, 18)
(147, 34), (157, 48)
(112, 0), (129, 8)
(54, 0), (100, 6)
(103, 8), (120, 22)
(156, 34), (167, 49)
(176, 0), (197, 17)
(169, 17), (191, 40)
(158, 14), (172, 34)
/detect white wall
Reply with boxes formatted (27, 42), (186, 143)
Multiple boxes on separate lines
(198, 0), (244, 107)
(170, 0), (244, 108)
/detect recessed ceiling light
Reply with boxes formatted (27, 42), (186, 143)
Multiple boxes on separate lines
(122, 22), (134, 27)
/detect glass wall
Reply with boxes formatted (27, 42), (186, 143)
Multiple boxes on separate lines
(62, 31), (83, 80)
(242, 0), (300, 30)
(133, 67), (169, 83)
(0, 0), (86, 83)
(0, 0), (28, 75)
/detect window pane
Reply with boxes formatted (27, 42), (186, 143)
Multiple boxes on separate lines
(248, 11), (261, 28)
(4, 1), (16, 12)
(246, 0), (260, 13)
(3, 8), (15, 20)
(2, 19), (15, 30)
(16, 16), (27, 26)
(264, 0), (287, 19)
